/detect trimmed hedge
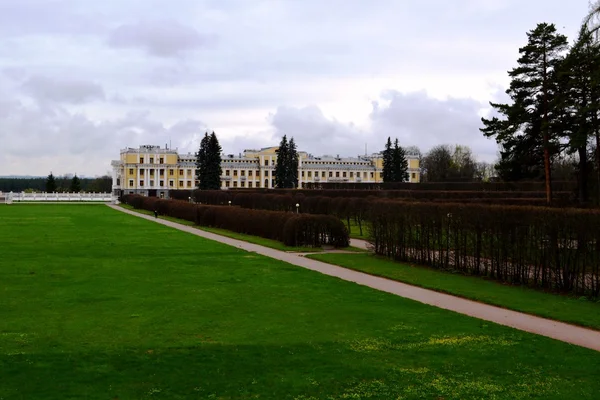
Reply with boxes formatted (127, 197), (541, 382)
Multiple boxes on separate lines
(368, 200), (600, 297)
(303, 181), (578, 192)
(122, 195), (349, 248)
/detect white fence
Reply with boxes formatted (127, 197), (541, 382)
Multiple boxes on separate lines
(2, 191), (115, 203)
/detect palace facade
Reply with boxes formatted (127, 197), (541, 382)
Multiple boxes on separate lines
(111, 145), (420, 197)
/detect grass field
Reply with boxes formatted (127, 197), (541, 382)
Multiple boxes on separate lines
(1, 204), (600, 399)
(307, 253), (600, 331)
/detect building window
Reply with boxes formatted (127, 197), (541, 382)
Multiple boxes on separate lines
(301, 171), (305, 177)
(160, 169), (164, 176)
(233, 181), (238, 187)
(322, 171), (326, 178)
(179, 181), (183, 187)
(159, 157), (164, 164)
(150, 157), (154, 163)
(226, 170), (230, 176)
(179, 169), (183, 176)
(169, 181), (174, 187)
(234, 170), (238, 176)
(308, 171), (312, 178)
(187, 181), (191, 188)
(264, 179), (269, 188)
(139, 157), (144, 163)
(140, 169), (144, 176)
(329, 172), (333, 177)
(271, 179), (274, 187)
(160, 180), (164, 187)
(129, 168), (134, 175)
(241, 170), (245, 177)
(139, 180), (144, 186)
(380, 172), (384, 178)
(187, 170), (192, 176)
(150, 170), (154, 176)
(264, 160), (268, 166)
(150, 180), (154, 187)
(248, 170), (253, 177)
(129, 180), (134, 187)
(241, 181), (245, 187)
(336, 172), (340, 177)
(117, 178), (121, 186)
(169, 169), (174, 176)
(271, 160), (275, 165)
(226, 181), (230, 187)
(350, 172), (354, 178)
(343, 172), (347, 178)
(248, 182), (253, 188)
(370, 172), (374, 178)
(412, 172), (416, 180)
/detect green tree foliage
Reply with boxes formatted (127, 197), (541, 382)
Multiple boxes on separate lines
(196, 131), (222, 190)
(382, 137), (394, 182)
(382, 137), (409, 182)
(422, 145), (477, 182)
(45, 173), (57, 193)
(274, 135), (299, 188)
(481, 23), (568, 203)
(288, 138), (299, 188)
(70, 175), (81, 193)
(274, 135), (289, 188)
(392, 139), (409, 182)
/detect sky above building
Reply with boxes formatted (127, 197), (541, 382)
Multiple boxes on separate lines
(0, 0), (593, 176)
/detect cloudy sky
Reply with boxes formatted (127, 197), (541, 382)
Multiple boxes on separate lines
(0, 0), (592, 176)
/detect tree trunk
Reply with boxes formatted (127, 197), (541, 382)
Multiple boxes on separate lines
(542, 48), (553, 205)
(578, 146), (589, 206)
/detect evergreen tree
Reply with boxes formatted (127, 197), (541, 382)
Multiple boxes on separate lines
(70, 174), (81, 193)
(481, 23), (568, 203)
(556, 26), (600, 204)
(287, 137), (299, 188)
(274, 135), (289, 188)
(206, 132), (222, 190)
(45, 172), (56, 193)
(196, 131), (222, 190)
(392, 138), (409, 182)
(382, 137), (394, 182)
(195, 133), (210, 189)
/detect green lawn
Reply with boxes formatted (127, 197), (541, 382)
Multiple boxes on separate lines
(344, 219), (368, 239)
(1, 204), (599, 399)
(307, 253), (600, 331)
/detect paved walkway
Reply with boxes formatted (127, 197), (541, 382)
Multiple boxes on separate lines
(109, 205), (600, 353)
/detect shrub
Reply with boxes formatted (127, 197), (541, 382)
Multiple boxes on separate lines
(123, 195), (349, 248)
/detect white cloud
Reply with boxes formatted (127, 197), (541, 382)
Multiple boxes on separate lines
(0, 0), (590, 175)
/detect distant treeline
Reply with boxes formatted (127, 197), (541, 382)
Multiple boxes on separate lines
(0, 176), (112, 193)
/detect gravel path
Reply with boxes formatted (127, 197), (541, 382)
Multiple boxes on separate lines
(109, 205), (600, 352)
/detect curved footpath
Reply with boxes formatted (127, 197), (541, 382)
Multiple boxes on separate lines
(109, 204), (600, 353)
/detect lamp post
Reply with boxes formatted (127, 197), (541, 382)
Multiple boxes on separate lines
(188, 196), (192, 203)
(228, 200), (232, 206)
(296, 203), (299, 214)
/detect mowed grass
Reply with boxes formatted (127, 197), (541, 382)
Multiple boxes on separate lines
(0, 205), (599, 400)
(307, 253), (600, 331)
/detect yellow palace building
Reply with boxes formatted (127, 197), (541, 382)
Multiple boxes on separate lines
(111, 145), (420, 197)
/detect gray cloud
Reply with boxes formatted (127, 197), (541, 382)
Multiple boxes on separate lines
(107, 20), (214, 57)
(21, 75), (105, 104)
(0, 0), (589, 175)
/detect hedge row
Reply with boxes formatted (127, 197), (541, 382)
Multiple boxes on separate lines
(368, 200), (600, 297)
(303, 181), (578, 192)
(123, 195), (349, 248)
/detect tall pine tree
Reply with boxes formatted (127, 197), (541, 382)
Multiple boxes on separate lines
(287, 137), (299, 188)
(196, 131), (222, 190)
(274, 135), (289, 188)
(70, 174), (81, 193)
(392, 138), (409, 182)
(481, 23), (568, 203)
(46, 172), (56, 193)
(382, 137), (394, 182)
